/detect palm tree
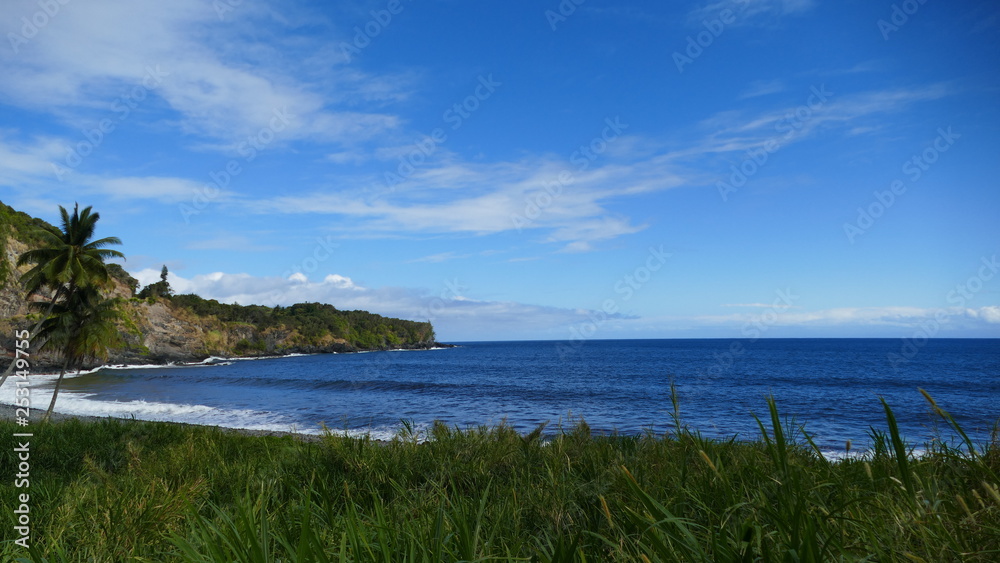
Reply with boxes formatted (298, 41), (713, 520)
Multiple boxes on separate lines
(18, 203), (124, 301)
(35, 286), (124, 420)
(0, 204), (124, 390)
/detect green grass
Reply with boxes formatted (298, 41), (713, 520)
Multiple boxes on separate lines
(1, 391), (998, 561)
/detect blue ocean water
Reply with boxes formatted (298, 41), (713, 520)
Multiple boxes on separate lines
(9, 339), (1000, 455)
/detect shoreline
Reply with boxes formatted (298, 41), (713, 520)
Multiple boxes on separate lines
(0, 404), (965, 462)
(0, 345), (459, 446)
(0, 403), (327, 443)
(8, 343), (459, 376)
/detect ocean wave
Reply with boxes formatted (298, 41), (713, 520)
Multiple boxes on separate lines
(0, 385), (313, 434)
(0, 381), (423, 440)
(228, 353), (317, 362)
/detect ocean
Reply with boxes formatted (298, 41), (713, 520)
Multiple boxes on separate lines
(5, 339), (999, 457)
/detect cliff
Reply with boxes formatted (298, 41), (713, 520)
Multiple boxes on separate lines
(0, 201), (440, 370)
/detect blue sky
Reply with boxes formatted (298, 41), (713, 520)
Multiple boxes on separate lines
(1, 0), (998, 342)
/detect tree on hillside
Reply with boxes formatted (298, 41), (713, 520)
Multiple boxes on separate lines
(0, 204), (124, 402)
(137, 264), (173, 299)
(35, 286), (123, 420)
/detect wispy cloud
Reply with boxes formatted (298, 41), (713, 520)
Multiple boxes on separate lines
(0, 0), (406, 148)
(692, 306), (1000, 328)
(185, 234), (281, 252)
(739, 79), (786, 99)
(229, 83), (954, 252)
(687, 0), (817, 27)
(721, 302), (799, 308)
(407, 252), (471, 264)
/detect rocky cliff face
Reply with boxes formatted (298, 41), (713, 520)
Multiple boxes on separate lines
(0, 237), (29, 320)
(111, 299), (366, 366)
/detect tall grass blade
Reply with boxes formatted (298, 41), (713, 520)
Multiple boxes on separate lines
(880, 397), (916, 505)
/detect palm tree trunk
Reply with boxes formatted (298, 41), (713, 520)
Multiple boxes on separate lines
(42, 356), (72, 423)
(0, 292), (59, 389)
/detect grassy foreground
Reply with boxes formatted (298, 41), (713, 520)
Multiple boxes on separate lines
(1, 394), (998, 562)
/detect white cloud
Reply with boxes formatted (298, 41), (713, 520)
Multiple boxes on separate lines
(691, 306), (1000, 330)
(0, 133), (237, 205)
(246, 151), (681, 249)
(969, 306), (1000, 324)
(0, 0), (405, 146)
(322, 274), (363, 290)
(91, 176), (214, 204)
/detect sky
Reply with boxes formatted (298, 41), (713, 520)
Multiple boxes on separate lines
(0, 0), (998, 342)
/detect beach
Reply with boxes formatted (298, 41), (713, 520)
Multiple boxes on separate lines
(0, 403), (326, 442)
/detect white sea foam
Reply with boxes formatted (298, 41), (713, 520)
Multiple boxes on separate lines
(319, 425), (413, 442)
(228, 353), (316, 362)
(387, 347), (454, 352)
(27, 359), (223, 376)
(0, 350), (435, 439)
(101, 362), (180, 370)
(0, 373), (418, 439)
(820, 447), (931, 462)
(1, 389), (316, 435)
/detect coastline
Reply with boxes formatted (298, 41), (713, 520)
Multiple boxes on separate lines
(0, 344), (461, 444)
(0, 403), (326, 443)
(9, 342), (458, 375)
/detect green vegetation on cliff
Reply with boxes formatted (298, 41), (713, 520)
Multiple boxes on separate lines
(171, 294), (435, 351)
(0, 201), (55, 288)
